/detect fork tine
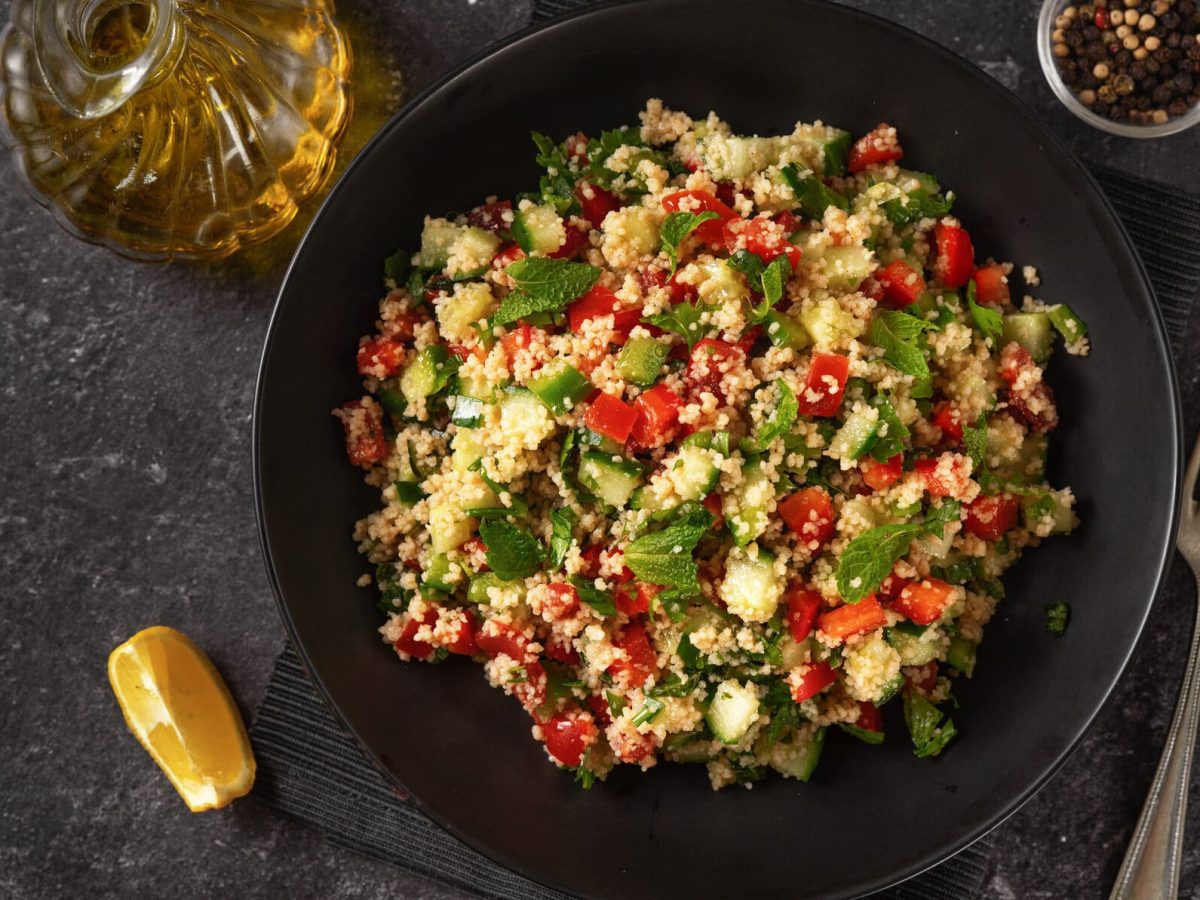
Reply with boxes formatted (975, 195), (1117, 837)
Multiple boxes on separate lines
(1183, 432), (1200, 520)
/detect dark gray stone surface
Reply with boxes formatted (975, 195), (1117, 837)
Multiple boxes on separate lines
(0, 0), (1196, 898)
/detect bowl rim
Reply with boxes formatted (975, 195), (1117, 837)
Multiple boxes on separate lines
(1036, 0), (1200, 138)
(253, 0), (1184, 895)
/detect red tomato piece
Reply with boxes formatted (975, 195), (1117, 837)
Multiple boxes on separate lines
(965, 494), (1020, 541)
(443, 609), (479, 656)
(847, 123), (904, 173)
(685, 338), (744, 400)
(544, 634), (580, 666)
(626, 383), (682, 451)
(703, 491), (724, 524)
(476, 620), (533, 663)
(338, 400), (389, 468)
(907, 661), (939, 693)
(714, 181), (737, 207)
(818, 595), (887, 641)
(393, 607), (438, 660)
(492, 242), (525, 269)
(972, 264), (1010, 305)
(724, 216), (802, 267)
(579, 544), (604, 578)
(385, 309), (425, 342)
(616, 582), (657, 616)
(542, 582), (580, 621)
(913, 454), (972, 499)
(933, 222), (974, 290)
(564, 131), (589, 163)
(790, 661), (837, 703)
(467, 199), (512, 233)
(1008, 383), (1059, 433)
(797, 352), (851, 417)
(932, 401), (964, 444)
(356, 336), (407, 378)
(567, 284), (621, 332)
(877, 569), (910, 601)
(608, 622), (658, 689)
(774, 210), (802, 235)
(543, 710), (599, 768)
(860, 454), (903, 491)
(661, 190), (736, 244)
(856, 701), (883, 733)
(575, 181), (621, 226)
(998, 342), (1034, 385)
(736, 325), (764, 356)
(549, 222), (589, 260)
(587, 693), (613, 727)
(877, 259), (927, 308)
(513, 661), (547, 712)
(778, 487), (836, 549)
(892, 578), (956, 625)
(583, 392), (640, 444)
(859, 275), (885, 304)
(786, 587), (824, 641)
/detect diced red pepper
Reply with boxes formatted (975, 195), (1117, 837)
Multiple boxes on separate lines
(932, 401), (963, 444)
(476, 620), (533, 663)
(339, 400), (389, 468)
(544, 634), (580, 666)
(661, 190), (737, 244)
(626, 383), (681, 451)
(608, 622), (658, 689)
(778, 487), (836, 549)
(913, 454), (972, 499)
(685, 338), (744, 401)
(723, 216), (802, 268)
(998, 342), (1034, 384)
(549, 222), (589, 260)
(493, 242), (525, 269)
(616, 582), (658, 616)
(714, 181), (737, 207)
(859, 275), (885, 304)
(564, 131), (589, 163)
(847, 123), (904, 173)
(878, 569), (911, 601)
(736, 325), (763, 356)
(587, 693), (612, 727)
(543, 710), (599, 768)
(500, 322), (548, 366)
(542, 582), (580, 621)
(790, 661), (837, 703)
(786, 587), (824, 641)
(933, 222), (974, 290)
(467, 199), (513, 233)
(818, 595), (887, 641)
(583, 392), (639, 444)
(443, 609), (479, 656)
(797, 352), (851, 417)
(513, 661), (547, 712)
(356, 336), (407, 378)
(965, 494), (1020, 541)
(856, 701), (883, 733)
(860, 454), (903, 491)
(877, 259), (927, 308)
(774, 210), (802, 235)
(703, 491), (724, 524)
(567, 284), (621, 332)
(579, 544), (604, 578)
(972, 264), (1010, 305)
(384, 309), (424, 341)
(575, 181), (621, 226)
(892, 577), (956, 625)
(393, 607), (439, 660)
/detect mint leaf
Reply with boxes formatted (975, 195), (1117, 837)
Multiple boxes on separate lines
(870, 310), (932, 379)
(624, 504), (714, 592)
(727, 249), (766, 283)
(750, 378), (798, 452)
(880, 190), (953, 227)
(923, 499), (962, 540)
(494, 257), (601, 325)
(548, 508), (576, 569)
(761, 255), (791, 305)
(962, 413), (988, 470)
(966, 281), (1003, 346)
(835, 523), (924, 603)
(478, 520), (545, 580)
(645, 302), (709, 350)
(661, 211), (720, 273)
(869, 395), (910, 462)
(781, 163), (849, 220)
(903, 689), (957, 758)
(569, 575), (617, 617)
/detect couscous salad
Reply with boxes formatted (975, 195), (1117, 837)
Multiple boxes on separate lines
(335, 101), (1089, 790)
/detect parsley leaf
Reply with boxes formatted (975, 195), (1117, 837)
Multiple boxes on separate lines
(645, 301), (709, 350)
(569, 575), (617, 617)
(661, 211), (720, 273)
(838, 723), (885, 745)
(966, 280), (1003, 346)
(749, 378), (798, 452)
(781, 162), (850, 220)
(478, 520), (545, 580)
(836, 523), (924, 603)
(548, 508), (576, 569)
(761, 255), (791, 305)
(962, 413), (988, 470)
(532, 131), (579, 216)
(903, 689), (957, 758)
(384, 249), (411, 285)
(870, 310), (934, 380)
(1045, 601), (1071, 636)
(574, 765), (596, 789)
(494, 257), (601, 325)
(880, 190), (953, 227)
(624, 504), (714, 592)
(923, 499), (962, 539)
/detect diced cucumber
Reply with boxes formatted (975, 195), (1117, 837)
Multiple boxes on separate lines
(885, 627), (939, 666)
(763, 310), (812, 350)
(829, 406), (880, 461)
(527, 360), (592, 415)
(429, 501), (475, 554)
(814, 129), (852, 176)
(377, 382), (407, 418)
(1002, 313), (1055, 363)
(769, 726), (825, 782)
(800, 296), (858, 347)
(577, 427), (624, 456)
(696, 259), (751, 307)
(423, 553), (458, 593)
(823, 245), (876, 291)
(667, 445), (722, 502)
(681, 430), (730, 454)
(511, 204), (565, 255)
(454, 368), (494, 401)
(399, 345), (455, 407)
(719, 544), (783, 623)
(946, 636), (977, 676)
(992, 432), (1047, 486)
(449, 227), (501, 278)
(727, 462), (772, 547)
(438, 282), (495, 343)
(451, 395), (486, 428)
(669, 737), (717, 763)
(451, 428), (486, 472)
(840, 496), (879, 533)
(705, 679), (761, 744)
(393, 436), (421, 484)
(629, 484), (668, 515)
(915, 527), (954, 564)
(604, 207), (659, 256)
(1048, 304), (1088, 342)
(1021, 490), (1075, 534)
(617, 336), (669, 386)
(467, 572), (526, 605)
(418, 219), (462, 270)
(945, 368), (996, 419)
(699, 134), (781, 180)
(578, 450), (643, 509)
(499, 387), (554, 437)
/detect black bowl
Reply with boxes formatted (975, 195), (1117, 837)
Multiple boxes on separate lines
(253, 1), (1181, 896)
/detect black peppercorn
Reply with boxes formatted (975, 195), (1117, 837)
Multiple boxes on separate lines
(1168, 97), (1190, 113)
(1083, 24), (1101, 40)
(1176, 71), (1195, 90)
(1066, 28), (1085, 47)
(1130, 60), (1148, 79)
(1153, 82), (1175, 103)
(1109, 104), (1127, 119)
(1116, 48), (1134, 65)
(1086, 40), (1108, 60)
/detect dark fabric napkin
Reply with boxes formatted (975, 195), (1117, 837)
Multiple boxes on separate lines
(248, 5), (1200, 889)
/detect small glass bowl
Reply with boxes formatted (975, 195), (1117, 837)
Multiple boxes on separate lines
(1037, 0), (1200, 138)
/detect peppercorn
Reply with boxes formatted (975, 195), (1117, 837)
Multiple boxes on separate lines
(1130, 59), (1149, 78)
(1109, 103), (1127, 118)
(1083, 23), (1102, 39)
(1153, 82), (1175, 102)
(1169, 96), (1191, 112)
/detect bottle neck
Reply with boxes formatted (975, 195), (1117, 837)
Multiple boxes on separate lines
(32, 0), (179, 119)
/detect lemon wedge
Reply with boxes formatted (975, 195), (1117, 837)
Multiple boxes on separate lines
(108, 626), (256, 812)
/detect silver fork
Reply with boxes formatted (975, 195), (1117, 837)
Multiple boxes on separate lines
(1110, 435), (1200, 900)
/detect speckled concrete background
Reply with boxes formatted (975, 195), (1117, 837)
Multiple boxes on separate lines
(1, 1), (1197, 898)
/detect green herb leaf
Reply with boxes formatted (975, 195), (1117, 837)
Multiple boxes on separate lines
(548, 508), (576, 569)
(781, 162), (850, 220)
(647, 672), (694, 698)
(532, 131), (580, 216)
(631, 697), (665, 726)
(761, 255), (791, 305)
(478, 519), (545, 580)
(726, 248), (766, 283)
(1044, 601), (1071, 636)
(494, 257), (602, 325)
(574, 765), (596, 789)
(880, 190), (953, 227)
(384, 249), (411, 285)
(962, 412), (988, 470)
(644, 301), (709, 350)
(966, 281), (1003, 346)
(903, 689), (957, 758)
(656, 587), (692, 623)
(559, 429), (577, 470)
(569, 575), (617, 617)
(835, 523), (924, 602)
(661, 211), (720, 273)
(838, 723), (885, 745)
(923, 499), (962, 539)
(606, 690), (626, 717)
(870, 310), (933, 380)
(869, 395), (910, 462)
(624, 504), (714, 592)
(749, 378), (798, 452)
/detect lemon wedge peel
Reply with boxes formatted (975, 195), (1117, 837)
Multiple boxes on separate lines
(108, 626), (256, 812)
